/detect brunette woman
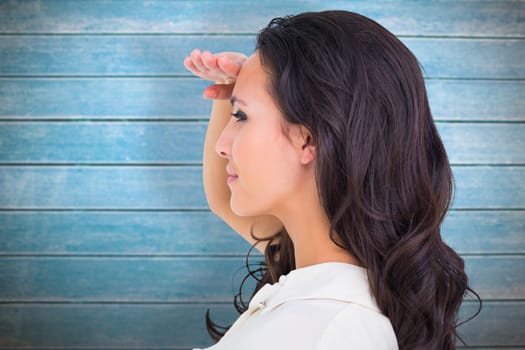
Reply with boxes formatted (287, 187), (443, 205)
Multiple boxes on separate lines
(184, 10), (479, 350)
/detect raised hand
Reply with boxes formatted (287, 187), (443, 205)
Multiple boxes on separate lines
(183, 49), (247, 99)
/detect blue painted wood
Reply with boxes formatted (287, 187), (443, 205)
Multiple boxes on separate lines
(0, 211), (523, 255)
(0, 257), (258, 301)
(0, 166), (523, 209)
(0, 212), (252, 255)
(452, 166), (525, 209)
(1, 122), (523, 164)
(0, 78), (211, 119)
(0, 256), (519, 301)
(427, 80), (525, 121)
(0, 303), (236, 348)
(463, 256), (525, 299)
(459, 301), (525, 346)
(437, 123), (525, 164)
(0, 301), (521, 348)
(0, 122), (208, 164)
(0, 78), (525, 121)
(0, 36), (523, 79)
(1, 79), (522, 121)
(0, 166), (206, 209)
(0, 0), (522, 36)
(442, 211), (525, 254)
(0, 0), (523, 348)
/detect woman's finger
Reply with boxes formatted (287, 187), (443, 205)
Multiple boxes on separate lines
(217, 55), (243, 77)
(201, 50), (219, 71)
(183, 50), (246, 83)
(203, 84), (235, 100)
(190, 49), (208, 72)
(183, 56), (199, 74)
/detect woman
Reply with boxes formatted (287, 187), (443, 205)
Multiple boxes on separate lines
(184, 10), (479, 350)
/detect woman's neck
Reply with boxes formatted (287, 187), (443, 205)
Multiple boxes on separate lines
(274, 199), (360, 269)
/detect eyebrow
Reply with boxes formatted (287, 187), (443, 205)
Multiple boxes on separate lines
(230, 96), (247, 106)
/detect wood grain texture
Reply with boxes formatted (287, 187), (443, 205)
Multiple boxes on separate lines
(442, 211), (525, 254)
(0, 0), (523, 348)
(0, 257), (256, 301)
(0, 78), (211, 119)
(0, 303), (236, 348)
(0, 36), (523, 79)
(0, 122), (523, 164)
(427, 80), (525, 121)
(452, 166), (525, 209)
(458, 301), (525, 346)
(1, 79), (523, 121)
(0, 301), (520, 348)
(0, 256), (520, 301)
(0, 122), (209, 164)
(0, 212), (252, 255)
(0, 166), (523, 209)
(0, 0), (522, 36)
(0, 166), (206, 209)
(0, 210), (523, 255)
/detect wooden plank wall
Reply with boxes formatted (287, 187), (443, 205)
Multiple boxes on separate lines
(0, 1), (523, 349)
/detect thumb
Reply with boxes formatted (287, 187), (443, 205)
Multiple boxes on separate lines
(203, 84), (235, 100)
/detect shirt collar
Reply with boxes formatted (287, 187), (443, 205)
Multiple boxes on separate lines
(248, 262), (380, 314)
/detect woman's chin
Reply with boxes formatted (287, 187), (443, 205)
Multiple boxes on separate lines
(230, 199), (261, 217)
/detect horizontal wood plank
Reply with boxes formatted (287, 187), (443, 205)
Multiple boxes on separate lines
(0, 1), (521, 348)
(442, 210), (525, 254)
(459, 301), (525, 347)
(0, 256), (521, 301)
(0, 0), (522, 36)
(0, 210), (523, 255)
(452, 166), (525, 209)
(427, 80), (525, 121)
(0, 257), (257, 301)
(0, 122), (208, 164)
(0, 303), (234, 348)
(0, 37), (523, 79)
(464, 256), (525, 300)
(0, 78), (211, 119)
(1, 79), (522, 121)
(0, 166), (523, 209)
(0, 166), (206, 209)
(0, 122), (523, 164)
(0, 301), (522, 348)
(437, 123), (525, 164)
(0, 212), (252, 255)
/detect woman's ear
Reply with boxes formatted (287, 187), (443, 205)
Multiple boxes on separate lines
(288, 124), (316, 165)
(299, 127), (316, 165)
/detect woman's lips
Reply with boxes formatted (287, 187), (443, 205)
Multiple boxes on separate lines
(227, 174), (238, 184)
(226, 166), (238, 184)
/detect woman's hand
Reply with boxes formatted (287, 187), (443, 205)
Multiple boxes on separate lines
(183, 49), (247, 100)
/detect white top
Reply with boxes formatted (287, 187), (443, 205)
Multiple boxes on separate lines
(194, 262), (398, 350)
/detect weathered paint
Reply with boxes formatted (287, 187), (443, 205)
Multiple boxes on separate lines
(0, 0), (523, 348)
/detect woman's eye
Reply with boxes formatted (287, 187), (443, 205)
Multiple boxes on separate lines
(231, 110), (247, 122)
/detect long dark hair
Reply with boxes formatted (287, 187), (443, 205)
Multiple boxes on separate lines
(206, 10), (480, 349)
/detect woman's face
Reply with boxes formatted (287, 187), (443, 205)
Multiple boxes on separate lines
(215, 53), (310, 217)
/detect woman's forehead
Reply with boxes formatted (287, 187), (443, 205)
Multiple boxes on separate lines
(233, 53), (270, 104)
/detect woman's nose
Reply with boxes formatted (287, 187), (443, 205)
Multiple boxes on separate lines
(215, 124), (232, 159)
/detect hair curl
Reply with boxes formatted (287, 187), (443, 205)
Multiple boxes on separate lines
(207, 10), (481, 349)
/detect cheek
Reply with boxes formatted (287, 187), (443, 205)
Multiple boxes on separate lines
(234, 129), (300, 192)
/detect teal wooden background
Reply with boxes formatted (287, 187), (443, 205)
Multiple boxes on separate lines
(0, 0), (524, 349)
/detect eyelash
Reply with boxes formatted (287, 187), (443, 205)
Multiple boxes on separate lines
(231, 110), (247, 122)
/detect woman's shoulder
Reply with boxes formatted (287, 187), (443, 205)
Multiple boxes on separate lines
(316, 302), (399, 350)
